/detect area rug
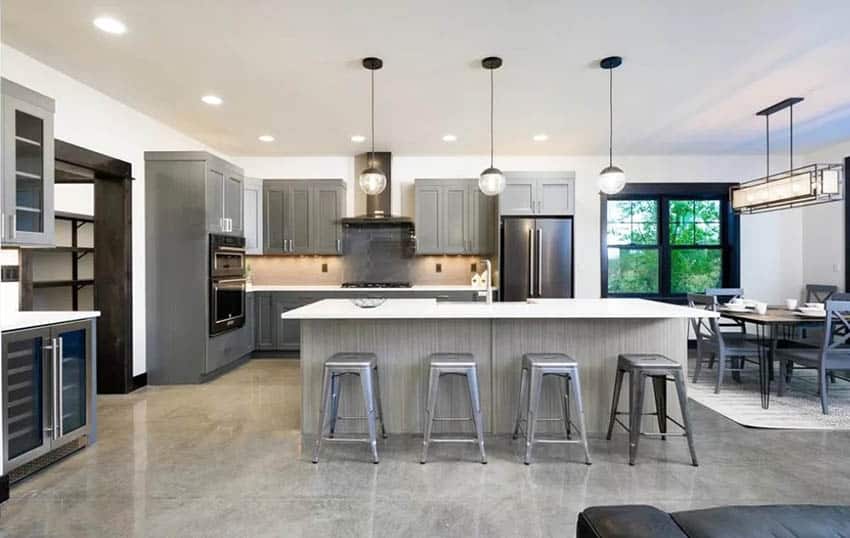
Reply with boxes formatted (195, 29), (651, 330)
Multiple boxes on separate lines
(686, 358), (850, 430)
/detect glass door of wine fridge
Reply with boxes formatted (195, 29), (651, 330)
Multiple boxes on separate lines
(54, 323), (91, 443)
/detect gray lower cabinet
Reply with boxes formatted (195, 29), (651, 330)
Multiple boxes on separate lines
(2, 319), (94, 474)
(500, 172), (575, 216)
(414, 179), (495, 255)
(2, 78), (56, 247)
(263, 179), (345, 255)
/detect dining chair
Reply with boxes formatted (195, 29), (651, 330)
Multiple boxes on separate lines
(806, 284), (839, 304)
(776, 293), (850, 414)
(705, 287), (752, 343)
(688, 294), (762, 393)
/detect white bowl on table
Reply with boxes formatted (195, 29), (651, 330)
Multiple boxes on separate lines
(723, 303), (748, 312)
(803, 302), (825, 310)
(798, 306), (826, 317)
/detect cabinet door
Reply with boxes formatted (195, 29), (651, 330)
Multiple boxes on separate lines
(224, 170), (243, 235)
(54, 322), (91, 442)
(254, 292), (276, 350)
(3, 95), (55, 246)
(206, 164), (225, 233)
(414, 182), (441, 254)
(3, 327), (52, 469)
(442, 182), (470, 254)
(273, 296), (300, 350)
(312, 181), (345, 255)
(499, 178), (536, 215)
(289, 182), (313, 254)
(537, 178), (574, 215)
(263, 182), (289, 254)
(243, 179), (263, 255)
(469, 182), (496, 254)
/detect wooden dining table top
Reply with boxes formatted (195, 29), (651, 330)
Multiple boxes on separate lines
(717, 306), (825, 325)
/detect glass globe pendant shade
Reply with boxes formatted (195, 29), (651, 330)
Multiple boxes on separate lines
(479, 167), (506, 196)
(359, 166), (387, 196)
(598, 165), (626, 195)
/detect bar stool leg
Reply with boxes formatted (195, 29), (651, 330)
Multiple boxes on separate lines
(652, 375), (667, 441)
(606, 368), (624, 440)
(569, 368), (592, 465)
(561, 375), (571, 440)
(360, 369), (379, 464)
(466, 367), (487, 464)
(328, 374), (341, 439)
(672, 369), (699, 466)
(420, 367), (440, 464)
(629, 371), (646, 466)
(373, 366), (388, 439)
(524, 367), (544, 465)
(512, 367), (528, 440)
(312, 366), (334, 464)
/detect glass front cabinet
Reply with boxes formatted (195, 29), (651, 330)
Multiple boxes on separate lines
(1, 78), (55, 247)
(2, 320), (92, 473)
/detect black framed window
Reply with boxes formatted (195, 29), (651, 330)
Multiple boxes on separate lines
(601, 183), (740, 302)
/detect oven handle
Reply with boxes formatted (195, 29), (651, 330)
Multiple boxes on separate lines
(213, 278), (247, 286)
(216, 246), (246, 253)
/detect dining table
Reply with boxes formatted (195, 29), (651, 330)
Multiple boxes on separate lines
(716, 306), (825, 409)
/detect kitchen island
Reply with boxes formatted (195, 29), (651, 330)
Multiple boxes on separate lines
(284, 298), (715, 435)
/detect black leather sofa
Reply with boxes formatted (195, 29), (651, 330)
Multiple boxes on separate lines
(577, 504), (850, 537)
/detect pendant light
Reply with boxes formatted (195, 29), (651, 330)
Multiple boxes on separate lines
(479, 56), (506, 196)
(359, 57), (387, 196)
(599, 56), (626, 195)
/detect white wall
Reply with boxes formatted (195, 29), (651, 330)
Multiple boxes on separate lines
(1, 44), (227, 376)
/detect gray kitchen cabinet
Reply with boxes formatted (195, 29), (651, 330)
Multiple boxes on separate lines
(2, 78), (55, 247)
(263, 179), (345, 255)
(205, 157), (243, 235)
(224, 170), (243, 236)
(243, 178), (263, 255)
(254, 292), (276, 350)
(500, 172), (575, 216)
(414, 179), (495, 255)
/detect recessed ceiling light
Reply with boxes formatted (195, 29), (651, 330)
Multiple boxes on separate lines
(93, 16), (127, 35)
(258, 135), (275, 143)
(533, 134), (549, 142)
(201, 95), (223, 106)
(351, 135), (366, 143)
(442, 134), (457, 142)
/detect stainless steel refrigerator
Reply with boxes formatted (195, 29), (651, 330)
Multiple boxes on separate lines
(500, 217), (574, 301)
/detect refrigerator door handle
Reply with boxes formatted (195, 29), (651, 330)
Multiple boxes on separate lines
(528, 228), (535, 297)
(537, 228), (543, 296)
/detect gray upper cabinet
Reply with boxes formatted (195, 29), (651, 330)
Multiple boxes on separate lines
(263, 179), (346, 255)
(414, 178), (495, 255)
(206, 164), (225, 233)
(243, 178), (263, 255)
(2, 79), (55, 247)
(500, 172), (575, 216)
(205, 157), (243, 235)
(224, 171), (243, 236)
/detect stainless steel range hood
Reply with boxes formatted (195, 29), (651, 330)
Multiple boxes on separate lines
(343, 151), (413, 225)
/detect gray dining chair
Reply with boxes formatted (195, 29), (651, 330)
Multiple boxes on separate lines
(688, 294), (762, 393)
(776, 293), (850, 414)
(806, 284), (839, 304)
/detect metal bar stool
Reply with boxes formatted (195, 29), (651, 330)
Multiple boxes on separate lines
(421, 353), (487, 464)
(511, 353), (591, 465)
(605, 354), (697, 466)
(312, 352), (387, 464)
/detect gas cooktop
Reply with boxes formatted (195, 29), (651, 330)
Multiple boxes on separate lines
(341, 282), (412, 289)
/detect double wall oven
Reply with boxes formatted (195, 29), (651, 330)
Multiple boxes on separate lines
(209, 234), (246, 335)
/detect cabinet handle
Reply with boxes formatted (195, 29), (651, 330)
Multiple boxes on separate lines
(57, 336), (64, 438)
(43, 338), (56, 435)
(52, 337), (59, 439)
(10, 214), (16, 240)
(336, 239), (341, 253)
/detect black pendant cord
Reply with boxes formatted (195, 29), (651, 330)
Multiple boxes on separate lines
(370, 69), (375, 165)
(490, 68), (495, 168)
(608, 68), (613, 168)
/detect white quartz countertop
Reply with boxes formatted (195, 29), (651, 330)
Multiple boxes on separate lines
(2, 311), (101, 332)
(248, 285), (488, 293)
(282, 298), (717, 320)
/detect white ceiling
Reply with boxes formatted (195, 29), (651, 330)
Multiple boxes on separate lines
(4, 0), (850, 157)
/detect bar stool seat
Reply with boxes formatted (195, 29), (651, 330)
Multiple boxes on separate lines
(421, 353), (487, 464)
(512, 353), (591, 465)
(605, 353), (698, 466)
(312, 352), (387, 464)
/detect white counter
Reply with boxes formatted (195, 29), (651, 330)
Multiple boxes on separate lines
(248, 284), (488, 293)
(2, 311), (101, 332)
(282, 298), (716, 320)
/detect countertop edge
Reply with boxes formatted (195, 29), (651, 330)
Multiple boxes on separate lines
(2, 311), (102, 332)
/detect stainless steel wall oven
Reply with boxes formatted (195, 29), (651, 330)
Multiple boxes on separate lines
(209, 235), (246, 335)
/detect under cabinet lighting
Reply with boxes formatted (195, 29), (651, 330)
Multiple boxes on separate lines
(93, 17), (127, 35)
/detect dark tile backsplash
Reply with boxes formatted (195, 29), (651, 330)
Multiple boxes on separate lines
(343, 224), (415, 284)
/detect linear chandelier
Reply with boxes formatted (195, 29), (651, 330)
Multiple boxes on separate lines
(731, 97), (843, 214)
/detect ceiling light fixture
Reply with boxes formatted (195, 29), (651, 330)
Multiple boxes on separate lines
(258, 135), (275, 142)
(351, 135), (366, 143)
(598, 56), (626, 195)
(533, 134), (549, 142)
(93, 16), (127, 35)
(479, 56), (506, 196)
(442, 134), (457, 142)
(201, 95), (223, 106)
(358, 57), (387, 196)
(731, 97), (844, 214)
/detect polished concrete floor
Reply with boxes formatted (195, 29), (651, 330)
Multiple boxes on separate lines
(3, 358), (850, 537)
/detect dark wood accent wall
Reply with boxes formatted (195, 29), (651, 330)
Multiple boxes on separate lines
(845, 157), (849, 291)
